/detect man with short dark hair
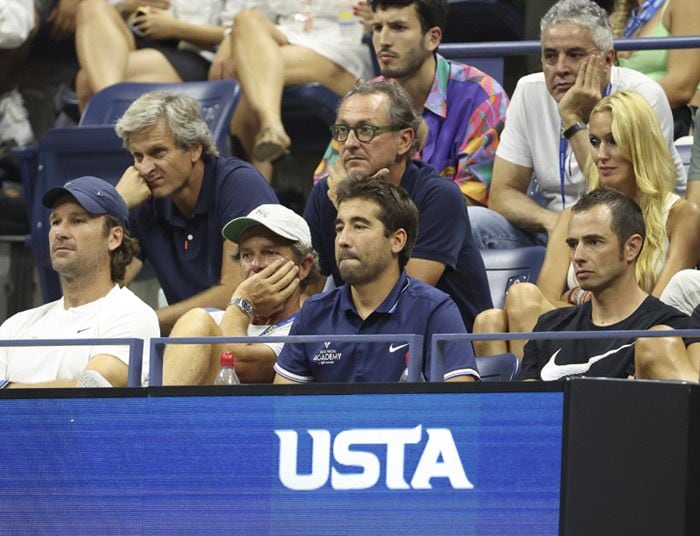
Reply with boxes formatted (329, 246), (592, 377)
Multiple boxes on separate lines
(304, 79), (492, 331)
(313, 0), (509, 206)
(114, 91), (278, 334)
(275, 176), (479, 383)
(520, 188), (690, 381)
(0, 176), (159, 389)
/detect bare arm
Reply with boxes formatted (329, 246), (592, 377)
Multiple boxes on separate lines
(651, 199), (700, 296)
(273, 373), (297, 384)
(659, 0), (700, 108)
(489, 156), (559, 233)
(446, 375), (477, 383)
(7, 354), (128, 388)
(218, 258), (301, 382)
(406, 258), (445, 286)
(557, 55), (607, 182)
(217, 305), (278, 383)
(134, 9), (226, 48)
(158, 239), (244, 335)
(536, 208), (574, 306)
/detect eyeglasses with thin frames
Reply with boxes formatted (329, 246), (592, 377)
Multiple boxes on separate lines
(330, 124), (404, 143)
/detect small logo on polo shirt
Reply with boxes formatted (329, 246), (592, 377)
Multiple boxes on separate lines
(389, 343), (409, 353)
(312, 344), (342, 366)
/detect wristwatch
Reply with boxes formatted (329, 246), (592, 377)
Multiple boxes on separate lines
(562, 121), (587, 140)
(229, 297), (254, 317)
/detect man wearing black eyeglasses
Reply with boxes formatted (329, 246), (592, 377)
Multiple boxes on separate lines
(303, 79), (492, 332)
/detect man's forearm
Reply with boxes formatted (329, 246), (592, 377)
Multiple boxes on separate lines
(490, 187), (559, 233)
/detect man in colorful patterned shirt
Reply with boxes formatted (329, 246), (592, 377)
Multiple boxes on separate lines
(312, 0), (509, 207)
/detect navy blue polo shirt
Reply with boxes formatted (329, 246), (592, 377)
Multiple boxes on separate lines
(129, 156), (277, 304)
(274, 271), (480, 382)
(304, 160), (493, 331)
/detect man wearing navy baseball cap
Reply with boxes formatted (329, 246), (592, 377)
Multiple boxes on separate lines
(0, 176), (159, 390)
(162, 204), (320, 385)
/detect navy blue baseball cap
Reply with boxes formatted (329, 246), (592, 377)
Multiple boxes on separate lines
(42, 176), (129, 227)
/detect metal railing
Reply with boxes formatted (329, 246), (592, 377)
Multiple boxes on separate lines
(431, 329), (700, 382)
(148, 334), (424, 386)
(0, 338), (144, 387)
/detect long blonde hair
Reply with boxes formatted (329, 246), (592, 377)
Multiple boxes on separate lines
(609, 0), (636, 38)
(588, 91), (676, 292)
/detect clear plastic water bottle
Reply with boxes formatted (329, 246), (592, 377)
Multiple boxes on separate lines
(214, 351), (240, 385)
(399, 352), (426, 382)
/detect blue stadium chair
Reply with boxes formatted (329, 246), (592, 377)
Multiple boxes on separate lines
(475, 353), (520, 381)
(81, 79), (240, 156)
(674, 135), (692, 178)
(480, 246), (546, 309)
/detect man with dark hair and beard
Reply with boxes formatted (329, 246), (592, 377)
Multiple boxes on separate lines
(312, 0), (509, 207)
(520, 188), (692, 382)
(275, 176), (479, 384)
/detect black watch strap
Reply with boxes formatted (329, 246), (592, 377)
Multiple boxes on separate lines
(562, 121), (587, 140)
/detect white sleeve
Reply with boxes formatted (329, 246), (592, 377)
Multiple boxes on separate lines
(0, 0), (34, 49)
(91, 294), (160, 367)
(495, 77), (534, 169)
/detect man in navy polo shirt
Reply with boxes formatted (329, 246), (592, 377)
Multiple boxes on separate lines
(114, 91), (278, 334)
(304, 79), (492, 332)
(274, 176), (479, 383)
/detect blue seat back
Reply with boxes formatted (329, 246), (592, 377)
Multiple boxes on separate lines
(480, 246), (546, 309)
(81, 80), (240, 156)
(475, 353), (520, 381)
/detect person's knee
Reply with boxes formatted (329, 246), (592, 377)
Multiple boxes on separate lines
(232, 8), (268, 33)
(474, 308), (507, 334)
(77, 0), (109, 24)
(504, 282), (541, 313)
(170, 307), (217, 337)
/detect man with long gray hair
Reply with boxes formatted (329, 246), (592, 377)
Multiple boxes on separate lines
(114, 91), (278, 334)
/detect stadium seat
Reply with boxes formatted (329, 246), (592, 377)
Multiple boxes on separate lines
(674, 135), (692, 177)
(480, 246), (546, 309)
(475, 353), (520, 381)
(81, 79), (241, 156)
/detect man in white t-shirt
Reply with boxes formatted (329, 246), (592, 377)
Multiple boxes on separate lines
(0, 176), (160, 389)
(162, 203), (319, 384)
(470, 0), (685, 249)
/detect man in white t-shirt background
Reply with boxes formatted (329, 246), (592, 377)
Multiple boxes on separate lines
(469, 0), (685, 249)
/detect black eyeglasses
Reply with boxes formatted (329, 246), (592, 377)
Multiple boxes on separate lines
(329, 124), (404, 143)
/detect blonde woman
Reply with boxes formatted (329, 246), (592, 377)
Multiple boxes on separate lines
(474, 91), (700, 358)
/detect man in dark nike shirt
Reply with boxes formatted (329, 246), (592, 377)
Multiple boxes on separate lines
(520, 188), (689, 381)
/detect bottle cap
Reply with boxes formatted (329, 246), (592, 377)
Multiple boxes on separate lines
(220, 351), (235, 367)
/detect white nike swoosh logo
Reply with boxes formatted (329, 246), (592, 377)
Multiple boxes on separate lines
(389, 343), (410, 353)
(540, 343), (635, 381)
